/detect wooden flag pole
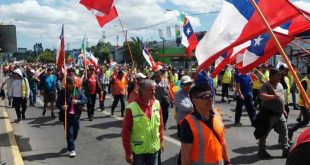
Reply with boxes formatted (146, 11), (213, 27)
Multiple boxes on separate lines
(250, 0), (310, 110)
(291, 41), (310, 55)
(294, 37), (310, 44)
(63, 58), (67, 139)
(116, 11), (135, 67)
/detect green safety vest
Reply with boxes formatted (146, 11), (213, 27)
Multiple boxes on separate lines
(222, 70), (232, 84)
(127, 100), (161, 155)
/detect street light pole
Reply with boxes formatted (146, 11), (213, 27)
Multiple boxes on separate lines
(160, 37), (165, 63)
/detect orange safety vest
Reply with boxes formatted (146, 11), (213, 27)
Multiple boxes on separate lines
(75, 77), (82, 88)
(112, 76), (127, 95)
(185, 108), (224, 165)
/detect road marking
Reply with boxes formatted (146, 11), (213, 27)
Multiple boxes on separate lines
(2, 110), (24, 165)
(38, 97), (181, 146)
(101, 111), (181, 146)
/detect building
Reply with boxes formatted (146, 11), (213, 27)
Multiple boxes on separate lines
(0, 25), (17, 53)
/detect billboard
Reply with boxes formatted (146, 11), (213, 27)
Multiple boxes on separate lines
(0, 25), (17, 53)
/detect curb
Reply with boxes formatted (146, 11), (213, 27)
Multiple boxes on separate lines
(0, 100), (24, 165)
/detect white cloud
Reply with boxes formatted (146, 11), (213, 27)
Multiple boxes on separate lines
(167, 0), (222, 13)
(293, 1), (310, 12)
(0, 0), (202, 50)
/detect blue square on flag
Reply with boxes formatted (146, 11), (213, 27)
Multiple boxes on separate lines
(183, 22), (194, 38)
(247, 33), (270, 57)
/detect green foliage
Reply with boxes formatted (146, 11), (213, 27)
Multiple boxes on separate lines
(93, 40), (112, 63)
(122, 37), (144, 67)
(38, 49), (56, 63)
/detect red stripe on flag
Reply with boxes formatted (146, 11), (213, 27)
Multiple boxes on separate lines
(80, 0), (114, 14)
(96, 6), (118, 28)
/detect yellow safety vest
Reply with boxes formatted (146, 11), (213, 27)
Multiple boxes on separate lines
(21, 78), (27, 98)
(127, 101), (161, 154)
(298, 76), (310, 106)
(222, 70), (232, 84)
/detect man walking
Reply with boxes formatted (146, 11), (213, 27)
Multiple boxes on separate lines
(122, 79), (164, 165)
(9, 68), (30, 123)
(258, 68), (289, 159)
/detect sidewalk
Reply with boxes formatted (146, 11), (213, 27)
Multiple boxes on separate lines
(0, 99), (24, 165)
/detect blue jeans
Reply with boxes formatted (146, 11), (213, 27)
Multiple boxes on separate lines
(66, 114), (80, 151)
(133, 151), (159, 165)
(30, 88), (37, 105)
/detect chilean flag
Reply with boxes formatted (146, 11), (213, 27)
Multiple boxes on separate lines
(142, 44), (155, 68)
(96, 6), (118, 28)
(85, 51), (98, 67)
(211, 41), (250, 77)
(238, 12), (310, 74)
(181, 14), (198, 57)
(56, 25), (65, 70)
(195, 0), (302, 74)
(80, 0), (114, 15)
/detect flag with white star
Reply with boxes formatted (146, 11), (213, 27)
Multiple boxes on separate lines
(180, 14), (198, 57)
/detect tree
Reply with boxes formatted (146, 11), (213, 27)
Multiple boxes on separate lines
(122, 37), (145, 67)
(93, 41), (112, 63)
(38, 49), (55, 63)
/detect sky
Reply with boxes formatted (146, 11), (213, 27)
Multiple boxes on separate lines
(0, 0), (309, 50)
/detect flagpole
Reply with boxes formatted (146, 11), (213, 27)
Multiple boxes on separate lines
(294, 37), (310, 45)
(116, 11), (135, 67)
(291, 42), (310, 55)
(63, 55), (67, 139)
(250, 0), (310, 111)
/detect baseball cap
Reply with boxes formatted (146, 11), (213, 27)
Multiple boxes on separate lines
(136, 73), (146, 79)
(180, 75), (193, 84)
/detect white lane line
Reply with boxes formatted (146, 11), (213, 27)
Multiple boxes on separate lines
(101, 111), (181, 146)
(38, 96), (181, 146)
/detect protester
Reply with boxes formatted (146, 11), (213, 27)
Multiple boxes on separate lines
(84, 65), (102, 120)
(9, 68), (30, 123)
(234, 72), (256, 126)
(1, 72), (15, 106)
(154, 69), (171, 130)
(257, 68), (289, 159)
(41, 67), (57, 117)
(122, 79), (164, 165)
(28, 69), (40, 107)
(110, 69), (127, 116)
(174, 75), (194, 165)
(220, 66), (232, 103)
(288, 67), (310, 141)
(180, 83), (231, 165)
(56, 77), (87, 157)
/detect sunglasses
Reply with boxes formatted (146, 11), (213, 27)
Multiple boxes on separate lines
(194, 94), (212, 100)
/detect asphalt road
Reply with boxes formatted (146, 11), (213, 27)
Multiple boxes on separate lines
(2, 90), (308, 165)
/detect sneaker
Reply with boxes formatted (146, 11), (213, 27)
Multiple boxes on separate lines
(89, 117), (93, 121)
(100, 108), (105, 112)
(293, 106), (300, 110)
(22, 114), (25, 120)
(51, 113), (56, 118)
(258, 150), (272, 159)
(69, 151), (76, 157)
